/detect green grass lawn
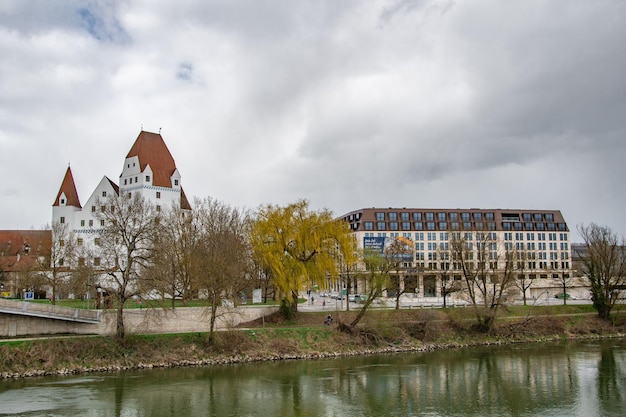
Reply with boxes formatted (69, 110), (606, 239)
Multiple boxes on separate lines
(29, 297), (282, 310)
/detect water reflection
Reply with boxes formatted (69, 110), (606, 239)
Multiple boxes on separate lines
(0, 340), (625, 416)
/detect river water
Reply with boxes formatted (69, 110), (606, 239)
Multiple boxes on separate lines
(0, 340), (624, 417)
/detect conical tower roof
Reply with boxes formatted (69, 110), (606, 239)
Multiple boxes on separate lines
(52, 166), (82, 208)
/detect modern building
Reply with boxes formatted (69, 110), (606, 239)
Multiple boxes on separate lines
(52, 130), (191, 255)
(339, 207), (579, 301)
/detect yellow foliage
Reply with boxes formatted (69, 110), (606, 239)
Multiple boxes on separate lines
(250, 200), (355, 304)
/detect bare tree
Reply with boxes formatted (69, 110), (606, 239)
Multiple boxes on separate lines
(513, 247), (534, 306)
(450, 232), (516, 332)
(576, 223), (626, 320)
(437, 241), (461, 308)
(41, 221), (77, 304)
(194, 197), (252, 345)
(554, 268), (572, 305)
(385, 237), (412, 310)
(94, 194), (160, 339)
(145, 206), (197, 308)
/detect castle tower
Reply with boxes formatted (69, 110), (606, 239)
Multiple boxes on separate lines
(52, 166), (82, 227)
(119, 131), (191, 211)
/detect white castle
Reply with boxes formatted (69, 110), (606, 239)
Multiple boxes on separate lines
(52, 130), (191, 248)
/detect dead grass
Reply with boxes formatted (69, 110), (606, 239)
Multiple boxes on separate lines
(2, 308), (626, 378)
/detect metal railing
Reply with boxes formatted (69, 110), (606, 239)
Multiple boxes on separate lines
(0, 298), (101, 323)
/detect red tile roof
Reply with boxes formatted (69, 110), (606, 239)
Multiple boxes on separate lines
(126, 131), (177, 188)
(0, 230), (52, 257)
(105, 176), (120, 196)
(180, 187), (192, 210)
(52, 167), (82, 207)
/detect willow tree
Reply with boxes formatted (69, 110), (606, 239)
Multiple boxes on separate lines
(250, 200), (355, 315)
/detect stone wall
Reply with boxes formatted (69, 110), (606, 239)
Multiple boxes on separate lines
(0, 305), (278, 337)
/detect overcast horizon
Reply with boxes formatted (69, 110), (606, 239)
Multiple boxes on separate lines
(1, 1), (625, 241)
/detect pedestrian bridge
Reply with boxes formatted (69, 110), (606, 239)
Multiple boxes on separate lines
(0, 298), (101, 324)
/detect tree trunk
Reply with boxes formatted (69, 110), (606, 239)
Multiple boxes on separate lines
(208, 294), (218, 346)
(291, 290), (299, 314)
(116, 297), (125, 340)
(51, 284), (57, 306)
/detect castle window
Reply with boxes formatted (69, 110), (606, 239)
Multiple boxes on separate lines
(89, 220), (93, 227)
(59, 239), (65, 247)
(124, 179), (127, 185)
(146, 175), (151, 182)
(78, 257), (85, 267)
(156, 192), (161, 199)
(60, 217), (65, 224)
(91, 206), (96, 212)
(77, 238), (83, 246)
(94, 238), (101, 246)
(102, 191), (107, 197)
(156, 205), (161, 212)
(174, 179), (179, 186)
(80, 220), (85, 227)
(93, 257), (101, 266)
(100, 220), (105, 227)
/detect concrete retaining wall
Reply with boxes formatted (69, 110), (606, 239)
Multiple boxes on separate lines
(0, 305), (278, 337)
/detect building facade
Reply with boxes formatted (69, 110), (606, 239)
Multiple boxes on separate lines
(339, 208), (579, 301)
(51, 130), (191, 268)
(0, 230), (52, 298)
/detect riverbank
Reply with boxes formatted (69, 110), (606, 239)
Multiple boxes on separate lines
(2, 307), (625, 379)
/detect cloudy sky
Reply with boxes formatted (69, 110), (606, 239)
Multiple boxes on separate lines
(1, 0), (625, 241)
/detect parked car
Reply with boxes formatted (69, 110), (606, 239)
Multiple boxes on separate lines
(348, 294), (356, 302)
(555, 292), (571, 299)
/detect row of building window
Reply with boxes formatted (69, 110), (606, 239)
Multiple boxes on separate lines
(364, 232), (568, 243)
(123, 175), (148, 186)
(58, 257), (101, 267)
(375, 211), (557, 222)
(406, 260), (571, 272)
(364, 221), (567, 232)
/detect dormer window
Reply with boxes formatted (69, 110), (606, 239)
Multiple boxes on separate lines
(174, 179), (179, 186)
(102, 191), (107, 197)
(60, 198), (65, 204)
(146, 175), (150, 182)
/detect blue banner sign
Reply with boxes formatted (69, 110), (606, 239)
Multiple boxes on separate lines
(363, 236), (386, 253)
